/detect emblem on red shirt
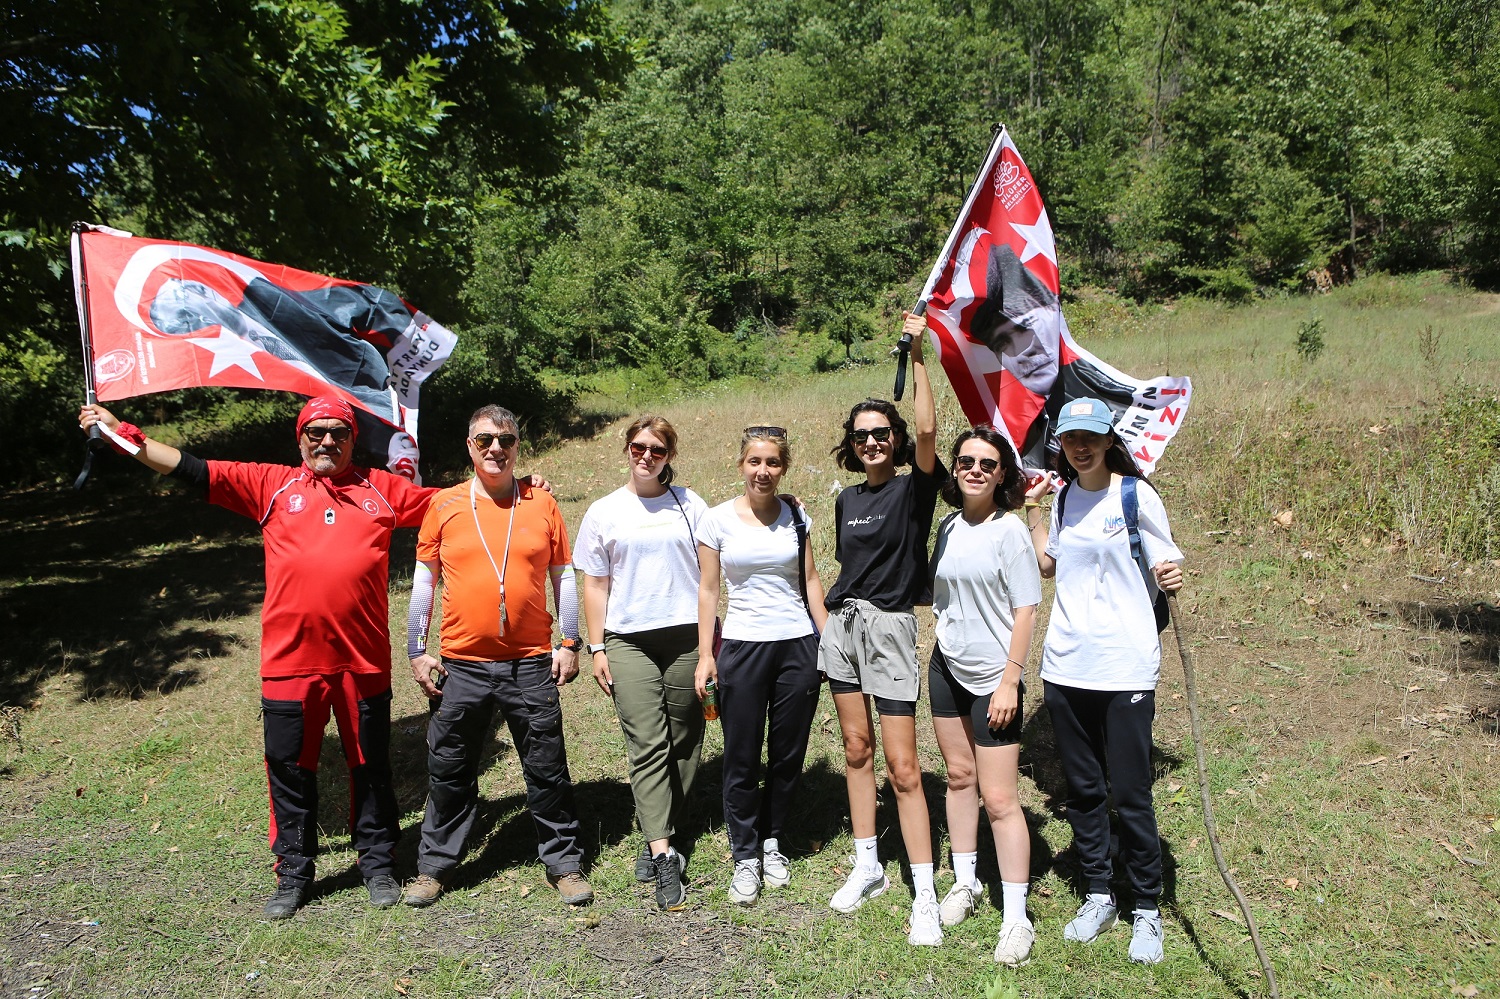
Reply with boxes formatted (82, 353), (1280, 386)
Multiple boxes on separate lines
(286, 494), (306, 514)
(362, 498), (379, 516)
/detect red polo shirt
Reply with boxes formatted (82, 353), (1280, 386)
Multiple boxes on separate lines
(208, 462), (436, 678)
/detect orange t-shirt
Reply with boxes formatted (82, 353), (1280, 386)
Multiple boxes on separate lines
(416, 478), (572, 662)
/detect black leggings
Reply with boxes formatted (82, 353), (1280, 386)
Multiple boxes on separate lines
(1043, 680), (1161, 910)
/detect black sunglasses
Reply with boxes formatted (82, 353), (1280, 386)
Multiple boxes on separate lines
(628, 442), (669, 460)
(471, 432), (519, 450)
(302, 426), (352, 444)
(849, 427), (893, 443)
(743, 425), (788, 438)
(955, 454), (1000, 474)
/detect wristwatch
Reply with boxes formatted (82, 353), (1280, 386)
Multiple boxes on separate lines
(557, 637), (580, 651)
(586, 643), (607, 655)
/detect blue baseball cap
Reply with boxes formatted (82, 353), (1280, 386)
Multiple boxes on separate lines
(1054, 397), (1116, 436)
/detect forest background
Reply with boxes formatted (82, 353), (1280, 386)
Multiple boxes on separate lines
(5, 0), (1500, 481)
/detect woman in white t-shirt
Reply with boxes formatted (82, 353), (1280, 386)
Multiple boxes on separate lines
(695, 426), (828, 907)
(575, 416), (708, 912)
(928, 425), (1042, 967)
(1023, 397), (1184, 966)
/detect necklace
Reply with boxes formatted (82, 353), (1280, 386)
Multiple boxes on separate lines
(470, 477), (519, 637)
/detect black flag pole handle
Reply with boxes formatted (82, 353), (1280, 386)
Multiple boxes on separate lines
(892, 301), (927, 401)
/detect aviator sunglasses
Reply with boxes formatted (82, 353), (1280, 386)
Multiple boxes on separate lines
(849, 426), (893, 444)
(470, 432), (519, 450)
(955, 454), (1000, 474)
(302, 425), (352, 444)
(628, 441), (670, 460)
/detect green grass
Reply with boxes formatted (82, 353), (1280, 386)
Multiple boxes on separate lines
(2, 273), (1498, 997)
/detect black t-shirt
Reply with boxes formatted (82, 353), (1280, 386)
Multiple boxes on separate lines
(824, 460), (948, 612)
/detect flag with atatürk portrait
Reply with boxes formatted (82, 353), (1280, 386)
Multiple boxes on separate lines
(918, 127), (1192, 473)
(71, 225), (457, 480)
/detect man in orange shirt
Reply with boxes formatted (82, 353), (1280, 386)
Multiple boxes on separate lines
(402, 404), (591, 907)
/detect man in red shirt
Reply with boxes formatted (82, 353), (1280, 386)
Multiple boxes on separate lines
(79, 396), (433, 919)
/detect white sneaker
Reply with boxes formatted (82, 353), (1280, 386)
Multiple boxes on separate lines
(1063, 894), (1119, 943)
(993, 920), (1035, 967)
(939, 881), (982, 926)
(1128, 909), (1164, 964)
(762, 839), (791, 888)
(907, 888), (944, 946)
(728, 858), (762, 906)
(829, 860), (889, 913)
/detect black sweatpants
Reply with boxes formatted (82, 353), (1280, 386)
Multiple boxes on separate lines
(1043, 680), (1161, 910)
(717, 636), (821, 862)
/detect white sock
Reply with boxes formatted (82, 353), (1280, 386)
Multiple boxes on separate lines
(953, 851), (979, 891)
(911, 863), (935, 899)
(1001, 881), (1031, 926)
(1089, 891), (1114, 906)
(854, 836), (879, 871)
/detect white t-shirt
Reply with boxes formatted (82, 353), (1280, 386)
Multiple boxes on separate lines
(697, 498), (815, 642)
(931, 512), (1044, 695)
(1040, 476), (1184, 691)
(572, 485), (706, 634)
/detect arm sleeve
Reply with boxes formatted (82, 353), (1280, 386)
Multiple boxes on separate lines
(554, 566), (580, 640)
(167, 449), (209, 496)
(407, 561), (436, 659)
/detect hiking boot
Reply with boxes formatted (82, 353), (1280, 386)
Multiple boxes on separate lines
(364, 873), (401, 908)
(635, 842), (654, 883)
(907, 888), (943, 947)
(1063, 894), (1119, 943)
(1129, 909), (1164, 964)
(653, 851), (687, 911)
(994, 920), (1036, 967)
(551, 871), (594, 906)
(829, 861), (889, 914)
(939, 881), (982, 926)
(262, 878), (309, 920)
(403, 873), (445, 908)
(728, 858), (762, 906)
(761, 838), (791, 888)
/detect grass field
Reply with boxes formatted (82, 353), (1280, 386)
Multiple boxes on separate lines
(1, 273), (1497, 998)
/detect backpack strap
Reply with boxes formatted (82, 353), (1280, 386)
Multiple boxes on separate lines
(1121, 475), (1170, 632)
(788, 500), (817, 632)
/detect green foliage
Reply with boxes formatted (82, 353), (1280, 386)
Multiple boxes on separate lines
(1296, 317), (1327, 361)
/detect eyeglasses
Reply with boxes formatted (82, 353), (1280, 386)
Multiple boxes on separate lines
(628, 442), (669, 461)
(302, 426), (352, 444)
(743, 425), (788, 438)
(955, 455), (1000, 474)
(470, 432), (518, 450)
(849, 427), (893, 443)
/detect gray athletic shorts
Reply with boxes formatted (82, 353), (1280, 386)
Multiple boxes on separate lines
(817, 599), (919, 703)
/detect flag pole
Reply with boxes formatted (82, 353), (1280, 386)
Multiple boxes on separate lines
(71, 222), (107, 490)
(894, 123), (1007, 400)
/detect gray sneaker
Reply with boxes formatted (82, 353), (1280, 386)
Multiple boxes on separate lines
(728, 858), (762, 906)
(762, 838), (791, 888)
(653, 851), (687, 911)
(1129, 909), (1164, 964)
(635, 843), (654, 883)
(1063, 894), (1119, 943)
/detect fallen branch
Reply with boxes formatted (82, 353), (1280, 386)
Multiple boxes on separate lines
(1168, 593), (1279, 999)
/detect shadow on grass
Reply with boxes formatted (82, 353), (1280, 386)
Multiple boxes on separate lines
(1392, 598), (1500, 723)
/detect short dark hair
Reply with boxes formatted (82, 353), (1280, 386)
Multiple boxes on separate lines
(1051, 430), (1144, 483)
(830, 399), (913, 474)
(624, 414), (678, 486)
(469, 404), (519, 435)
(940, 425), (1027, 511)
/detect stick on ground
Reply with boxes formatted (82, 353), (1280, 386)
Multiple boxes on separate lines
(1167, 593), (1280, 999)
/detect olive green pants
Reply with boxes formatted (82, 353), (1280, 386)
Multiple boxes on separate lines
(605, 624), (704, 843)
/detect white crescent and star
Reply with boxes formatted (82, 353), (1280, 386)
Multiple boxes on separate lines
(187, 330), (265, 380)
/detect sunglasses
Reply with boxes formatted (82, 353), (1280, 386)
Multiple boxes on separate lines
(302, 426), (352, 444)
(849, 427), (893, 444)
(743, 425), (788, 438)
(471, 432), (519, 450)
(628, 442), (669, 461)
(955, 454), (1000, 474)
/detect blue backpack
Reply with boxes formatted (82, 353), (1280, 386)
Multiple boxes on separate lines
(1056, 475), (1170, 633)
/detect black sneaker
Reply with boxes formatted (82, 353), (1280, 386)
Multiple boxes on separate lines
(635, 843), (654, 883)
(365, 873), (401, 908)
(262, 878), (309, 920)
(653, 851), (686, 911)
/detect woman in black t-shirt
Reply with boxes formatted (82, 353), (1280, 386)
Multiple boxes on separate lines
(819, 311), (947, 946)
